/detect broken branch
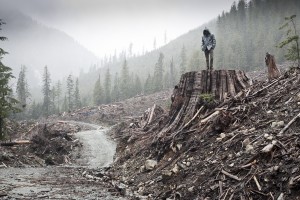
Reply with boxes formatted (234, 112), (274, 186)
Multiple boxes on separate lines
(253, 175), (262, 191)
(201, 111), (220, 124)
(278, 112), (300, 135)
(183, 106), (204, 129)
(0, 140), (31, 146)
(221, 169), (241, 181)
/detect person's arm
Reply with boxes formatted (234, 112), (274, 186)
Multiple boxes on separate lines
(201, 37), (206, 51)
(211, 34), (216, 49)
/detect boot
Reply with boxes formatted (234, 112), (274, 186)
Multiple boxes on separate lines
(206, 61), (209, 70)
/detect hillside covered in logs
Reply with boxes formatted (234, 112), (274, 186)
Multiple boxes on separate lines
(109, 67), (300, 199)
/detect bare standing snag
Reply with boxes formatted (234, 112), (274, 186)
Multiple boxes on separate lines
(265, 52), (281, 81)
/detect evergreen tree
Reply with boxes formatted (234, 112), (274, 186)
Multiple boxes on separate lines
(153, 53), (164, 92)
(74, 78), (81, 109)
(42, 66), (51, 117)
(188, 50), (201, 71)
(66, 74), (74, 110)
(237, 0), (246, 23)
(16, 65), (29, 110)
(111, 72), (120, 102)
(0, 20), (18, 138)
(56, 80), (62, 113)
(278, 15), (300, 67)
(29, 101), (42, 119)
(62, 95), (68, 112)
(128, 72), (135, 97)
(120, 59), (130, 99)
(104, 68), (111, 103)
(50, 86), (56, 114)
(144, 74), (153, 94)
(164, 71), (171, 89)
(29, 101), (35, 118)
(128, 43), (133, 57)
(134, 75), (143, 95)
(93, 75), (103, 105)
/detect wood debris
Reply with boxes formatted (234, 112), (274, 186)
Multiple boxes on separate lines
(109, 68), (300, 199)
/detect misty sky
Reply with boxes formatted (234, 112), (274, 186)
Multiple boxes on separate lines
(1, 0), (236, 58)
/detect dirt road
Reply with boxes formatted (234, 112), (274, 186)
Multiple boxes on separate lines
(0, 122), (124, 200)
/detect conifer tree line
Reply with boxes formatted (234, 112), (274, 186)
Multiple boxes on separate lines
(13, 65), (83, 119)
(92, 51), (183, 106)
(89, 41), (205, 106)
(215, 0), (300, 71)
(13, 52), (187, 119)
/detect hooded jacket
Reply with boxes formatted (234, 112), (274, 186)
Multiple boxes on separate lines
(201, 28), (216, 51)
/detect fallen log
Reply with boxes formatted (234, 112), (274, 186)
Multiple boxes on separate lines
(0, 140), (31, 146)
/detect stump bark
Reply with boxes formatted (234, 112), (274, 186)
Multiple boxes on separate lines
(165, 70), (252, 133)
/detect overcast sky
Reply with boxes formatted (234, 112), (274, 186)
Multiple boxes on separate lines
(1, 0), (236, 58)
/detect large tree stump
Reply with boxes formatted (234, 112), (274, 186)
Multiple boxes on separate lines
(265, 53), (281, 81)
(165, 70), (252, 133)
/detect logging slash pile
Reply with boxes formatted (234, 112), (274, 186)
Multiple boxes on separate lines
(59, 90), (171, 125)
(0, 122), (83, 167)
(110, 68), (300, 199)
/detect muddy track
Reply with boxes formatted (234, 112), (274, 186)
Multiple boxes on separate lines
(73, 121), (117, 168)
(0, 121), (124, 200)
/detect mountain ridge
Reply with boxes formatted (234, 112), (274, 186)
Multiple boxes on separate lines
(0, 8), (100, 84)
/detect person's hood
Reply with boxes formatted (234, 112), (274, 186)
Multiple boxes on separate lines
(203, 28), (211, 35)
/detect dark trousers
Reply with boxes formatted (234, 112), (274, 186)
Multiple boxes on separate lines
(205, 49), (214, 70)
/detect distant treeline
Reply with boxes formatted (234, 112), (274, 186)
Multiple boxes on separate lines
(215, 0), (300, 71)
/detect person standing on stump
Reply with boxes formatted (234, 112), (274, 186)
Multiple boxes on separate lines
(202, 28), (216, 71)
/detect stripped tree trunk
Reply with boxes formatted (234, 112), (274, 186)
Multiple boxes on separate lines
(163, 70), (252, 133)
(265, 53), (281, 81)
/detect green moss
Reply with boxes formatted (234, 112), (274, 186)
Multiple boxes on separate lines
(199, 93), (214, 103)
